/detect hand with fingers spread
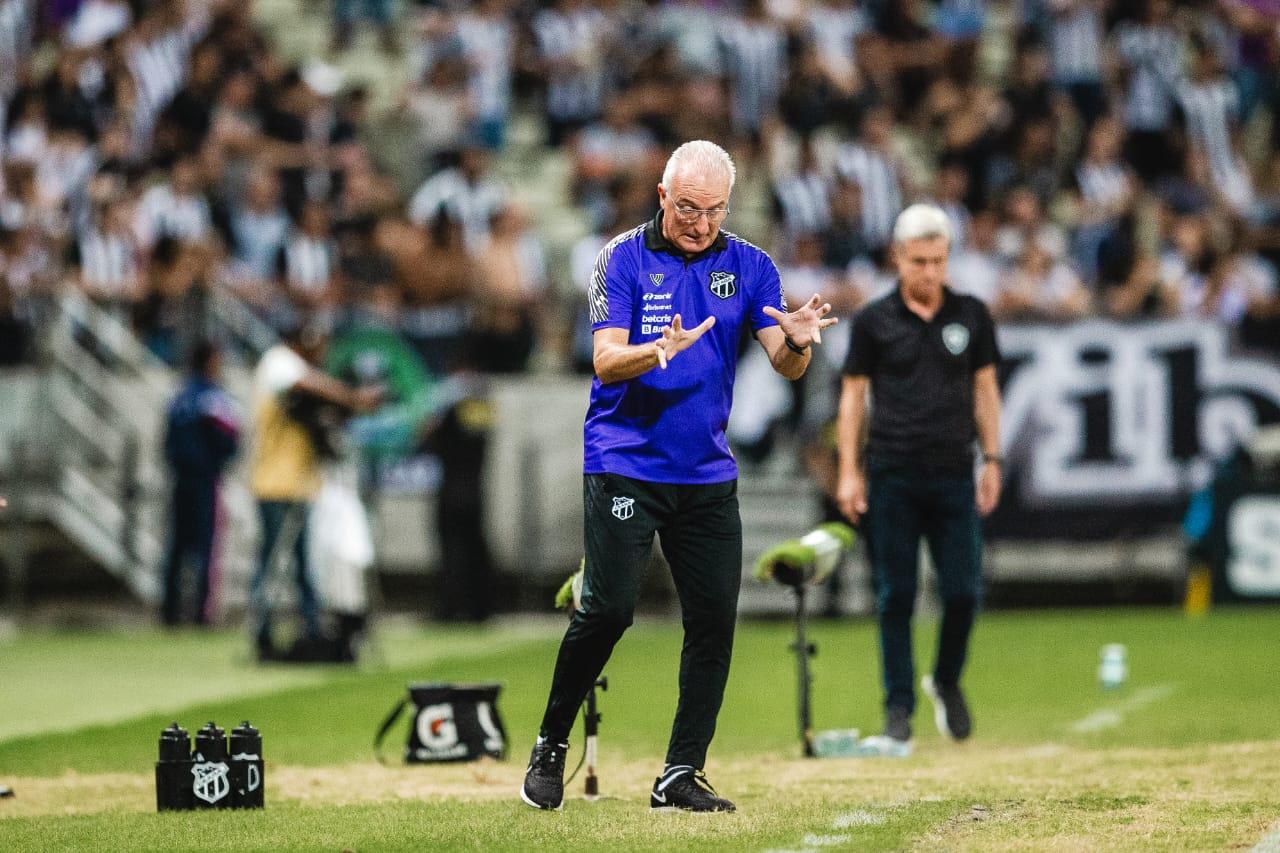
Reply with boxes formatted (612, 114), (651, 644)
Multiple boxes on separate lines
(763, 293), (838, 348)
(655, 313), (716, 369)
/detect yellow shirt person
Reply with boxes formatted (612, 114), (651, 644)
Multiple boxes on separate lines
(249, 344), (321, 501)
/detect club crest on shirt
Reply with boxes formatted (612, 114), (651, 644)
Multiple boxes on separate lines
(709, 270), (736, 299)
(649, 273), (664, 287)
(942, 323), (970, 355)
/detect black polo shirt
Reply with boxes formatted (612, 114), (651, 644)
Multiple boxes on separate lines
(843, 285), (999, 470)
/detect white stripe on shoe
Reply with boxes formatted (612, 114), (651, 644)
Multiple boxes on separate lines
(658, 765), (693, 791)
(921, 675), (953, 740)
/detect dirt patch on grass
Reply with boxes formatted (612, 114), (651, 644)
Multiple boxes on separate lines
(4, 741), (1280, 849)
(0, 771), (153, 818)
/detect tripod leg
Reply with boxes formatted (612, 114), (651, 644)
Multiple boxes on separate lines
(584, 686), (599, 798)
(794, 586), (815, 757)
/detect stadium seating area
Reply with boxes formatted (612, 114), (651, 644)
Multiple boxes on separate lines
(2, 0), (1280, 378)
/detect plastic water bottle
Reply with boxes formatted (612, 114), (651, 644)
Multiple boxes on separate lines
(192, 722), (232, 809)
(856, 735), (912, 758)
(1099, 644), (1128, 690)
(811, 729), (861, 758)
(155, 722), (194, 812)
(228, 721), (264, 809)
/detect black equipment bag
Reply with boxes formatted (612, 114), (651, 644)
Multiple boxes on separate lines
(374, 683), (507, 763)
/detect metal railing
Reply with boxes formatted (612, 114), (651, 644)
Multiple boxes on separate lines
(26, 291), (174, 600)
(0, 287), (265, 609)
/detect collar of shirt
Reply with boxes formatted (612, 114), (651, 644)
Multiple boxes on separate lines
(643, 210), (728, 261)
(893, 282), (960, 323)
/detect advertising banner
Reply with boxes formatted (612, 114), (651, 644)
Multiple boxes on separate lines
(989, 321), (1280, 539)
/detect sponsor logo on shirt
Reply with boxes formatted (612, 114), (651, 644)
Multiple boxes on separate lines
(641, 289), (674, 335)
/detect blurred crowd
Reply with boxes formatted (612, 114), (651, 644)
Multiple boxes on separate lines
(3, 0), (1280, 378)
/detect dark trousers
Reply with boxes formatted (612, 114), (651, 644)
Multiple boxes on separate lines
(161, 478), (219, 625)
(539, 474), (742, 769)
(250, 500), (322, 646)
(865, 459), (983, 715)
(436, 501), (494, 622)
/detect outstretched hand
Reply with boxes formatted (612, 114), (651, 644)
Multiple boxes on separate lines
(763, 293), (838, 348)
(655, 313), (716, 369)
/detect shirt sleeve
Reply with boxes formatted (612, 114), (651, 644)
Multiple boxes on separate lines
(589, 236), (636, 331)
(199, 389), (242, 437)
(841, 307), (877, 377)
(970, 300), (1000, 371)
(748, 251), (785, 332)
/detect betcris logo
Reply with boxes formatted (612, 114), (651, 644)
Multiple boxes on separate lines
(641, 291), (674, 337)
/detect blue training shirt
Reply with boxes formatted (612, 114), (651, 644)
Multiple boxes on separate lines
(584, 211), (785, 484)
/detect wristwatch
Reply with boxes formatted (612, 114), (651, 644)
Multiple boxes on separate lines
(784, 335), (809, 355)
(982, 453), (1003, 466)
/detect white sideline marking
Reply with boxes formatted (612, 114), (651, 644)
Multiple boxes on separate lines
(763, 809), (884, 852)
(1253, 821), (1280, 852)
(1069, 684), (1178, 733)
(833, 811), (885, 828)
(802, 833), (852, 846)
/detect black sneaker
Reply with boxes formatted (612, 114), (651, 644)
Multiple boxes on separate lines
(884, 705), (912, 743)
(650, 767), (736, 812)
(520, 739), (568, 810)
(922, 675), (972, 741)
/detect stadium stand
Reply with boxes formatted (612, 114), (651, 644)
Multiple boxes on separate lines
(2, 0), (1279, 616)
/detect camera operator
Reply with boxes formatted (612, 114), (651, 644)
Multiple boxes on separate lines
(248, 323), (381, 659)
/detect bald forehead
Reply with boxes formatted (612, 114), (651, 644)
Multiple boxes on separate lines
(665, 168), (731, 206)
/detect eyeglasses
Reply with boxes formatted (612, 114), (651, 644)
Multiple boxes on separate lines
(671, 203), (730, 225)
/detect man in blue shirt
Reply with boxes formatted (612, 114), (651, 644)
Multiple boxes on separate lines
(161, 341), (241, 626)
(521, 141), (836, 813)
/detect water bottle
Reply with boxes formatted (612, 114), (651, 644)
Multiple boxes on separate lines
(810, 729), (861, 758)
(192, 722), (232, 809)
(856, 734), (913, 758)
(229, 721), (265, 809)
(155, 722), (194, 812)
(1099, 644), (1128, 690)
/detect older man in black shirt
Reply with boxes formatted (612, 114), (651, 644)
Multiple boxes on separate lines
(836, 204), (1002, 746)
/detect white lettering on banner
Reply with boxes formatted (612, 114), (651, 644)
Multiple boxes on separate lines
(1227, 497), (1280, 596)
(476, 701), (505, 753)
(413, 744), (469, 760)
(999, 321), (1280, 505)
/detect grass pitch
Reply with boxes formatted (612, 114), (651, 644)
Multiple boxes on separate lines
(1, 608), (1278, 851)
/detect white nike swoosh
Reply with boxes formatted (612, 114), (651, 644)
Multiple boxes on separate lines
(657, 771), (687, 792)
(652, 790), (667, 804)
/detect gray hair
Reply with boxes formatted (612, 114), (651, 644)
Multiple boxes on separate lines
(893, 203), (952, 246)
(661, 140), (736, 194)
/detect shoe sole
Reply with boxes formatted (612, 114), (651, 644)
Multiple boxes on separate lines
(650, 795), (735, 813)
(520, 783), (563, 811)
(921, 675), (960, 742)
